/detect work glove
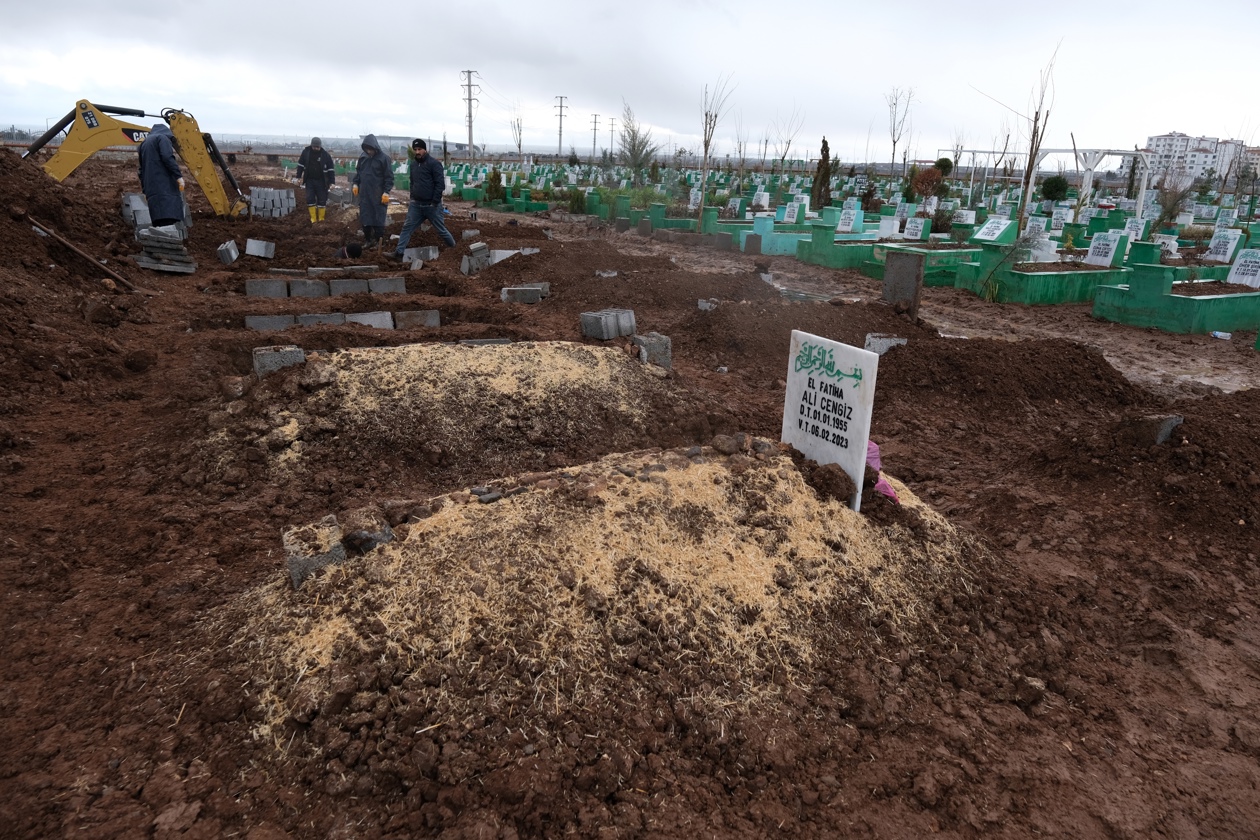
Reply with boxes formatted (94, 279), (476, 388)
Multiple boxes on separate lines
(352, 185), (359, 198)
(380, 193), (390, 205)
(177, 177), (185, 191)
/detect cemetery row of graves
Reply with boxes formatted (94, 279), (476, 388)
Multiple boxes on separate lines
(404, 158), (1260, 344)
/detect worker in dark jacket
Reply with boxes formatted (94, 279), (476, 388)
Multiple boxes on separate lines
(351, 134), (393, 247)
(296, 137), (336, 223)
(137, 123), (185, 227)
(394, 138), (455, 258)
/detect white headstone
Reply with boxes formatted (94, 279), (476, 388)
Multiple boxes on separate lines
(1051, 207), (1073, 230)
(1226, 248), (1260, 288)
(1077, 207), (1097, 225)
(1176, 211), (1195, 226)
(903, 217), (927, 240)
(752, 191), (770, 209)
(689, 188), (702, 210)
(1123, 217), (1148, 242)
(783, 202), (799, 224)
(780, 330), (879, 512)
(1085, 231), (1121, 267)
(726, 197), (741, 212)
(1206, 228), (1243, 263)
(1153, 234), (1180, 257)
(952, 209), (977, 225)
(1215, 208), (1237, 229)
(837, 207), (859, 233)
(878, 216), (901, 238)
(973, 218), (1013, 241)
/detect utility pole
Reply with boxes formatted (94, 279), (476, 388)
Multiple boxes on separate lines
(461, 70), (480, 162)
(554, 96), (567, 158)
(590, 114), (599, 163)
(608, 116), (616, 156)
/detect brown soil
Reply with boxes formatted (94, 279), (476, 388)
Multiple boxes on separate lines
(1013, 261), (1111, 273)
(1171, 281), (1256, 297)
(3, 148), (1260, 839)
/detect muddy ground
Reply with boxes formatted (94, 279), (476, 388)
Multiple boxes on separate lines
(1, 149), (1259, 840)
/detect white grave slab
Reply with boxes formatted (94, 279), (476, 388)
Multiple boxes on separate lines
(1206, 228), (1243, 263)
(903, 217), (927, 240)
(952, 209), (977, 225)
(836, 207), (861, 233)
(1215, 208), (1237, 229)
(1176, 211), (1195, 226)
(1123, 218), (1148, 242)
(1085, 231), (1122, 267)
(783, 203), (800, 224)
(1153, 234), (1180, 257)
(781, 330), (879, 511)
(973, 218), (1013, 241)
(878, 216), (901, 238)
(752, 191), (770, 210)
(1051, 207), (1073, 230)
(1226, 249), (1260, 288)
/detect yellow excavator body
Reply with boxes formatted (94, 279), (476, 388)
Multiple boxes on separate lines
(26, 99), (248, 218)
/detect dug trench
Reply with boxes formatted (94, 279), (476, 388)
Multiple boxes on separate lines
(1, 148), (1259, 839)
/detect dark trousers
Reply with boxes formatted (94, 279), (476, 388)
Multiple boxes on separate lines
(304, 181), (329, 208)
(395, 201), (457, 254)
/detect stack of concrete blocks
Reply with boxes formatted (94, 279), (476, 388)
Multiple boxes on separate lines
(217, 240), (239, 265)
(249, 187), (297, 218)
(460, 242), (490, 275)
(632, 331), (672, 369)
(133, 225), (197, 274)
(580, 308), (636, 341)
(246, 239), (276, 259)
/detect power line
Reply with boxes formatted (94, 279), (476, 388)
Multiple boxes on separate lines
(461, 70), (480, 161)
(554, 96), (567, 157)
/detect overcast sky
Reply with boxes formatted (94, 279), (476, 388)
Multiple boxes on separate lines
(3, 0), (1258, 168)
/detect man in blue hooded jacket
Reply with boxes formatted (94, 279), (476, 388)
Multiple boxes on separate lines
(137, 123), (185, 226)
(352, 134), (393, 247)
(394, 138), (456, 259)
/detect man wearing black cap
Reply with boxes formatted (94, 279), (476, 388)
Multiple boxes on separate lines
(395, 138), (456, 258)
(296, 137), (336, 222)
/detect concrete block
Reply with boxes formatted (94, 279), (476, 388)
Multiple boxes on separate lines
(245, 239), (276, 259)
(408, 260), (424, 271)
(1118, 414), (1184, 447)
(345, 311), (394, 329)
(345, 265), (379, 275)
(272, 268), (305, 276)
(289, 279), (330, 298)
(283, 515), (347, 589)
(245, 278), (288, 298)
(297, 313), (346, 326)
(252, 344), (306, 376)
(595, 270), (618, 278)
(637, 218), (653, 236)
(615, 217), (631, 232)
(605, 308), (637, 336)
(714, 232), (734, 250)
(459, 338), (512, 346)
(307, 267), (343, 277)
(744, 233), (763, 254)
(460, 254), (490, 275)
(489, 249), (520, 266)
(217, 240), (239, 265)
(462, 229), (481, 240)
(521, 247), (540, 255)
(580, 311), (619, 341)
(632, 331), (672, 369)
(404, 246), (439, 261)
(394, 310), (441, 329)
(131, 207), (152, 227)
(329, 278), (370, 295)
(883, 251), (924, 318)
(469, 241), (489, 254)
(368, 276), (407, 295)
(245, 315), (296, 331)
(520, 282), (550, 298)
(864, 333), (908, 356)
(698, 298), (719, 311)
(501, 286), (543, 304)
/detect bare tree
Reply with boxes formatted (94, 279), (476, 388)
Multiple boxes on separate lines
(698, 74), (735, 219)
(886, 86), (914, 178)
(618, 101), (660, 186)
(733, 112), (748, 188)
(1014, 48), (1058, 231)
(758, 130), (770, 170)
(951, 128), (966, 171)
(1153, 169), (1195, 230)
(509, 113), (523, 160)
(772, 105), (804, 177)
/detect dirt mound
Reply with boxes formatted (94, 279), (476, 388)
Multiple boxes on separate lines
(191, 445), (987, 837)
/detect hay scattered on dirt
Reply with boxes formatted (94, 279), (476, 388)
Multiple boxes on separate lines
(214, 444), (985, 741)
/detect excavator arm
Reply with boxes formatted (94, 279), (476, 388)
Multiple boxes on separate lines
(24, 99), (248, 217)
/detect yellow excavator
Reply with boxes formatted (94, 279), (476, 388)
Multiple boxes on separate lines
(23, 99), (248, 217)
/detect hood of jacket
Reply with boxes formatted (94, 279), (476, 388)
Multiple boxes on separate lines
(150, 124), (173, 137)
(361, 134), (380, 153)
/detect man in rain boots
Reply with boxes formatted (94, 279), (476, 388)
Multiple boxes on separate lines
(296, 137), (336, 222)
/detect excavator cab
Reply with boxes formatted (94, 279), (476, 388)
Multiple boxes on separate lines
(23, 99), (248, 217)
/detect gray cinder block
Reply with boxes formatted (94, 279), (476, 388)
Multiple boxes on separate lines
(462, 229), (481, 240)
(637, 218), (652, 236)
(307, 267), (343, 277)
(744, 233), (762, 254)
(632, 331), (672, 368)
(345, 311), (394, 329)
(595, 270), (618, 278)
(863, 333), (908, 356)
(580, 311), (619, 340)
(501, 287), (543, 304)
(252, 344), (306, 376)
(368, 276), (407, 295)
(698, 298), (719, 311)
(289, 279), (330, 298)
(245, 315), (296, 331)
(404, 246), (439, 261)
(615, 218), (631, 232)
(520, 282), (550, 298)
(605, 308), (636, 336)
(882, 251), (925, 318)
(394, 310), (441, 328)
(245, 239), (276, 259)
(245, 278), (288, 298)
(329, 278), (370, 295)
(217, 240), (239, 265)
(297, 313), (346, 326)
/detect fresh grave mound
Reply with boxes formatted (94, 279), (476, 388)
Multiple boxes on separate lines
(250, 341), (732, 483)
(193, 443), (988, 833)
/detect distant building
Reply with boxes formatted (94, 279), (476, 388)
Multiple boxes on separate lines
(1143, 132), (1248, 181)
